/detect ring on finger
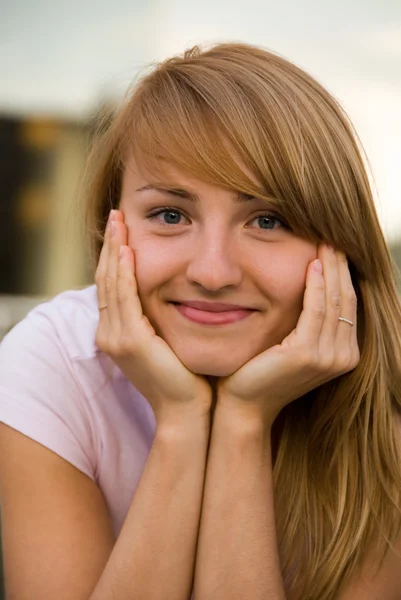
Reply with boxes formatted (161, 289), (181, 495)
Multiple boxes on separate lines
(338, 316), (354, 326)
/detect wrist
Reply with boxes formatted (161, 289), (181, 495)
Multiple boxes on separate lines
(155, 406), (211, 441)
(216, 391), (276, 435)
(211, 399), (273, 463)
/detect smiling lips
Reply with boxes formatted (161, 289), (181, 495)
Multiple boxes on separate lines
(171, 301), (257, 325)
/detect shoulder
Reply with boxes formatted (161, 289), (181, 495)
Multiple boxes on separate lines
(34, 284), (100, 361)
(0, 284), (107, 425)
(0, 286), (103, 480)
(1, 284), (100, 363)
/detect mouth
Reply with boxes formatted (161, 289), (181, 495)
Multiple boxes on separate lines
(170, 302), (257, 326)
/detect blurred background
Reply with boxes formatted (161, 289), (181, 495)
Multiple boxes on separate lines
(0, 0), (400, 594)
(0, 0), (401, 343)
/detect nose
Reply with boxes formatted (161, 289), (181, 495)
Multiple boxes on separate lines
(185, 230), (243, 291)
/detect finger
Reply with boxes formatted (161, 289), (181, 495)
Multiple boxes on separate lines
(109, 209), (124, 223)
(95, 210), (114, 329)
(294, 258), (326, 345)
(335, 251), (358, 350)
(117, 245), (152, 343)
(317, 245), (341, 353)
(105, 212), (128, 331)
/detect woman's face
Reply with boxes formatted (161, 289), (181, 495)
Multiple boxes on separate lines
(118, 160), (317, 377)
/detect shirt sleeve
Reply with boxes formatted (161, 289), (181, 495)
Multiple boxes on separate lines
(0, 307), (96, 481)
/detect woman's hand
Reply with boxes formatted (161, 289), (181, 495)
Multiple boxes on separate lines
(95, 209), (213, 428)
(217, 244), (360, 428)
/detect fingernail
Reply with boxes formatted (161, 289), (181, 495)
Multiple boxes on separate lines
(111, 222), (116, 237)
(313, 259), (322, 273)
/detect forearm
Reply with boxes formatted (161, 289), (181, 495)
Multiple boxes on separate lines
(91, 417), (210, 600)
(193, 401), (286, 600)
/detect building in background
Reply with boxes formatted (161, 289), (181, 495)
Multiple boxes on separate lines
(0, 114), (96, 339)
(0, 115), (91, 297)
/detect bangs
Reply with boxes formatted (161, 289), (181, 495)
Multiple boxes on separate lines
(127, 85), (269, 195)
(113, 48), (367, 252)
(119, 66), (312, 236)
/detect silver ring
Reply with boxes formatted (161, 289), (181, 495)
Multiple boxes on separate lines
(338, 317), (354, 326)
(98, 304), (108, 311)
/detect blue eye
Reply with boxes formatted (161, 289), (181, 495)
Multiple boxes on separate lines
(147, 208), (186, 225)
(249, 214), (288, 231)
(146, 207), (290, 231)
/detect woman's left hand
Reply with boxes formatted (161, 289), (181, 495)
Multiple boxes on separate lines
(217, 244), (360, 428)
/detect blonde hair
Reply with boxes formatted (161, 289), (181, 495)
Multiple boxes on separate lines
(79, 42), (401, 598)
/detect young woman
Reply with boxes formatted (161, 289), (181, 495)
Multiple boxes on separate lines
(0, 42), (400, 600)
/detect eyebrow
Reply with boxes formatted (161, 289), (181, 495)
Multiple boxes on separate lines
(135, 184), (261, 204)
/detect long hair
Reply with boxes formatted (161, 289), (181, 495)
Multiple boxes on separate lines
(79, 42), (401, 599)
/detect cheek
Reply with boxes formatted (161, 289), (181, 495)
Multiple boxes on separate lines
(127, 235), (180, 296)
(255, 253), (313, 346)
(258, 255), (310, 307)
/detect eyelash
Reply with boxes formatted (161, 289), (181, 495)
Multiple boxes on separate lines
(146, 207), (290, 232)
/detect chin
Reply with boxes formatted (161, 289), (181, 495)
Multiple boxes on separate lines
(179, 355), (244, 378)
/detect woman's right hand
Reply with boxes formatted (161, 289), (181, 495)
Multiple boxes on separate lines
(95, 209), (213, 429)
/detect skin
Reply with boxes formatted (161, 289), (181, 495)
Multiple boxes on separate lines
(97, 156), (359, 427)
(118, 159), (318, 379)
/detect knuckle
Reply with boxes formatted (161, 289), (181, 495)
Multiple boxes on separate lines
(298, 347), (318, 369)
(313, 305), (326, 321)
(116, 274), (126, 302)
(334, 350), (353, 373)
(107, 337), (124, 358)
(96, 330), (126, 359)
(346, 290), (357, 307)
(105, 275), (114, 293)
(319, 353), (335, 372)
(94, 269), (104, 286)
(351, 347), (361, 368)
(329, 293), (341, 311)
(118, 332), (136, 355)
(95, 330), (108, 352)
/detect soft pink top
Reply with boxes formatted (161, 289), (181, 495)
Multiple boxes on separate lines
(0, 285), (157, 538)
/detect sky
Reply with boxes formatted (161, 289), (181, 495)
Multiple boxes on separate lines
(1, 0), (400, 239)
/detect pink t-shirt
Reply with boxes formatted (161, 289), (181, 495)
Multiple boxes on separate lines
(0, 284), (157, 538)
